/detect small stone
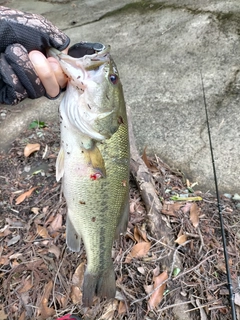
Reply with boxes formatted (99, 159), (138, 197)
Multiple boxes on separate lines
(0, 113), (6, 117)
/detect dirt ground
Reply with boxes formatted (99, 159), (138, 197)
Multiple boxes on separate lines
(0, 122), (240, 320)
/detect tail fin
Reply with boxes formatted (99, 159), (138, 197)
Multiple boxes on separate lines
(82, 264), (116, 307)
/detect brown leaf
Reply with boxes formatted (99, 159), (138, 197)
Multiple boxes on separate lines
(40, 281), (55, 319)
(15, 187), (37, 205)
(48, 245), (60, 259)
(162, 202), (183, 217)
(19, 311), (26, 320)
(36, 225), (50, 239)
(125, 242), (151, 263)
(175, 234), (188, 245)
(190, 203), (200, 228)
(142, 146), (152, 169)
(71, 285), (82, 304)
(49, 213), (62, 232)
(133, 225), (148, 243)
(100, 300), (118, 319)
(72, 262), (85, 286)
(182, 202), (192, 214)
(148, 271), (168, 310)
(24, 143), (40, 157)
(118, 300), (127, 315)
(18, 279), (33, 293)
(0, 304), (7, 320)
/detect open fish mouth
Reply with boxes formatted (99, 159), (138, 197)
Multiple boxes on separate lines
(48, 42), (111, 73)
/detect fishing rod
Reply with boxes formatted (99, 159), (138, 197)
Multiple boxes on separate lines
(200, 70), (236, 320)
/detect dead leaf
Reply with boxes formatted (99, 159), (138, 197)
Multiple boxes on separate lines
(48, 245), (60, 259)
(19, 311), (26, 320)
(148, 271), (168, 310)
(31, 207), (40, 214)
(6, 234), (21, 247)
(0, 304), (7, 320)
(0, 256), (10, 266)
(49, 213), (62, 232)
(190, 203), (200, 228)
(72, 262), (85, 286)
(36, 225), (50, 239)
(182, 202), (192, 214)
(175, 234), (188, 245)
(118, 300), (127, 315)
(40, 281), (55, 319)
(162, 202), (183, 217)
(71, 285), (82, 304)
(142, 146), (152, 169)
(15, 187), (37, 205)
(125, 242), (151, 263)
(100, 300), (118, 319)
(24, 143), (40, 157)
(133, 225), (148, 243)
(18, 279), (33, 293)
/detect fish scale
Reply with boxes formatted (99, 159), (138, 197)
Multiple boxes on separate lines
(48, 43), (129, 307)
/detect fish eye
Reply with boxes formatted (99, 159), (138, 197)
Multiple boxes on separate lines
(109, 74), (118, 85)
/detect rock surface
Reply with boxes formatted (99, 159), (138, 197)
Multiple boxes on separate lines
(1, 0), (240, 193)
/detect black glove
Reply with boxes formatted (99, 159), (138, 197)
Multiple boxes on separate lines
(0, 6), (70, 105)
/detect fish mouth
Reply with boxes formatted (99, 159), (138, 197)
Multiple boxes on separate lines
(48, 42), (110, 71)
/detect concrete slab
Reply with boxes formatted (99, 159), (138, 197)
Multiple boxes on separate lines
(1, 0), (240, 193)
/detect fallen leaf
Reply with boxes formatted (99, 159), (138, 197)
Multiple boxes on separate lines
(18, 279), (33, 293)
(137, 266), (145, 275)
(36, 225), (50, 239)
(175, 234), (188, 245)
(48, 245), (60, 259)
(182, 202), (192, 214)
(100, 300), (118, 319)
(118, 300), (127, 315)
(15, 187), (37, 205)
(72, 262), (85, 286)
(125, 242), (151, 263)
(31, 207), (40, 214)
(6, 234), (21, 247)
(49, 213), (62, 232)
(0, 256), (10, 266)
(162, 202), (183, 217)
(148, 271), (168, 310)
(190, 203), (200, 228)
(40, 281), (55, 319)
(24, 143), (40, 157)
(71, 285), (82, 304)
(144, 284), (154, 294)
(133, 225), (148, 243)
(19, 311), (26, 320)
(142, 146), (152, 169)
(0, 304), (7, 320)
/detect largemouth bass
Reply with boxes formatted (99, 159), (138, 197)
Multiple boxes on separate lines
(48, 42), (129, 307)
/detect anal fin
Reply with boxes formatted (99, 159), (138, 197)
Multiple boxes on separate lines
(66, 213), (82, 252)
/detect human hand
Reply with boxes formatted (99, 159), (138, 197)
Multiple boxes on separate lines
(0, 6), (70, 105)
(29, 50), (68, 99)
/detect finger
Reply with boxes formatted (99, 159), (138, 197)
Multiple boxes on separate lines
(29, 50), (60, 98)
(47, 57), (68, 89)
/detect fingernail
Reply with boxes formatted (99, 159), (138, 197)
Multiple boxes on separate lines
(29, 51), (46, 65)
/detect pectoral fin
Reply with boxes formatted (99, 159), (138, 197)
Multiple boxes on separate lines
(85, 144), (106, 178)
(56, 147), (64, 182)
(66, 213), (82, 252)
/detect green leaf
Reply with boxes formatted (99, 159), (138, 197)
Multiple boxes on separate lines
(29, 120), (46, 129)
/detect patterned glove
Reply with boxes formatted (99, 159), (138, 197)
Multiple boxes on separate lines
(0, 6), (70, 105)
